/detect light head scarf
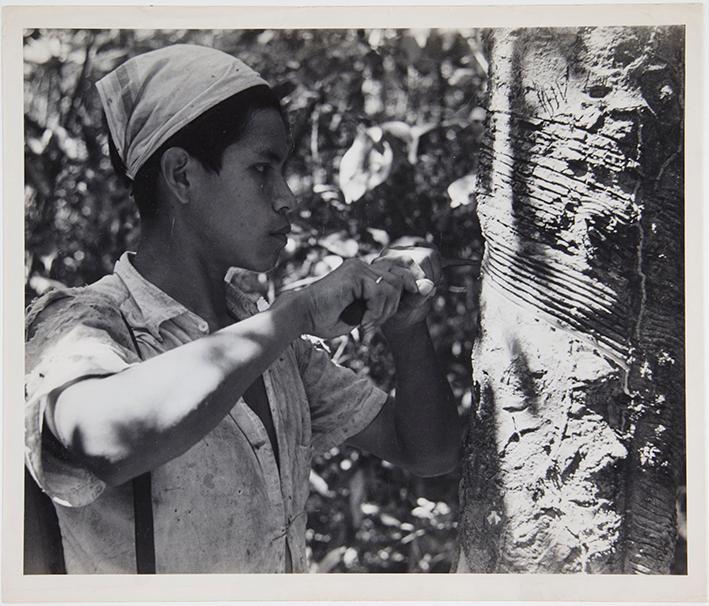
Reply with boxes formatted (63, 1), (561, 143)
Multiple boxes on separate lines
(96, 44), (270, 179)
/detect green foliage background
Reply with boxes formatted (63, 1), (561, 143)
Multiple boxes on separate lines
(24, 28), (487, 572)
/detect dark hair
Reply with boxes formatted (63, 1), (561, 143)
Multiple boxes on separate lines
(107, 85), (286, 221)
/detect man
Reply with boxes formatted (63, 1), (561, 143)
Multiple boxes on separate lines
(25, 44), (462, 573)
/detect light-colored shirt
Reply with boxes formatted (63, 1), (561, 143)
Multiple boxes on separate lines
(25, 252), (388, 573)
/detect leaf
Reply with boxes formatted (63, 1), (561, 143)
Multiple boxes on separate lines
(92, 48), (129, 74)
(399, 33), (423, 64)
(379, 513), (403, 528)
(411, 506), (434, 520)
(401, 528), (426, 545)
(448, 67), (476, 87)
(349, 468), (366, 528)
(380, 120), (449, 164)
(316, 546), (346, 573)
(28, 275), (66, 295)
(312, 183), (341, 203)
(257, 30), (275, 45)
(338, 126), (394, 203)
(367, 29), (385, 49)
(281, 82), (318, 111)
(337, 119), (443, 196)
(309, 470), (332, 497)
(23, 37), (62, 64)
(378, 121), (414, 143)
(342, 547), (358, 568)
(447, 173), (478, 209)
(433, 501), (451, 516)
(53, 126), (87, 161)
(339, 458), (352, 471)
(412, 29), (430, 49)
(24, 252), (34, 280)
(26, 129), (53, 155)
(366, 227), (390, 247)
(39, 250), (58, 273)
(318, 232), (359, 258)
(467, 39), (490, 74)
(470, 106), (487, 122)
(391, 235), (428, 248)
(362, 78), (384, 116)
(412, 496), (437, 519)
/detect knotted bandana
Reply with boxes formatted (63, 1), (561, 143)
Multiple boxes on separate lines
(96, 44), (269, 179)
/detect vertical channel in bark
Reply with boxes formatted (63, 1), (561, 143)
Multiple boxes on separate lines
(457, 27), (684, 574)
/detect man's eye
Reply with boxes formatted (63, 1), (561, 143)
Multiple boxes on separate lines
(253, 163), (270, 174)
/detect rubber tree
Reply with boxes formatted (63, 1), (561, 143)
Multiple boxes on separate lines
(456, 26), (684, 573)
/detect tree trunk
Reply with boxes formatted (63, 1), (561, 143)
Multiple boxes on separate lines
(457, 27), (684, 574)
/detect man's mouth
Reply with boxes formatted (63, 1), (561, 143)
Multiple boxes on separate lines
(270, 224), (291, 237)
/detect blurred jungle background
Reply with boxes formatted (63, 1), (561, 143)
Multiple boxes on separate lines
(23, 28), (488, 573)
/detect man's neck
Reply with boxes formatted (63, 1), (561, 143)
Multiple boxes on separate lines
(132, 233), (232, 331)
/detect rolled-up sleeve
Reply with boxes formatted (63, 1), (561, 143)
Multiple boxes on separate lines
(293, 337), (388, 456)
(25, 290), (141, 507)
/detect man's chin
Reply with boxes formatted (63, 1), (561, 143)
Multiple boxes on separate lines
(229, 255), (280, 275)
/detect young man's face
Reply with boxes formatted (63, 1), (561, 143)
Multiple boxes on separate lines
(184, 108), (295, 273)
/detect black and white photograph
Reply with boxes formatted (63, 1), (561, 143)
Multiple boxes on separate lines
(2, 3), (706, 603)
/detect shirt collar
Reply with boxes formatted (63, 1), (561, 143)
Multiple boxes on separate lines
(114, 252), (191, 337)
(114, 252), (263, 337)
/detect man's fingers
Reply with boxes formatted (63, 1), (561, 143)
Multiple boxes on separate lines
(385, 265), (419, 294)
(330, 255), (436, 334)
(390, 267), (436, 297)
(373, 245), (444, 289)
(378, 272), (404, 319)
(381, 264), (436, 298)
(396, 245), (441, 285)
(360, 275), (391, 328)
(373, 255), (427, 282)
(416, 278), (436, 297)
(419, 253), (442, 285)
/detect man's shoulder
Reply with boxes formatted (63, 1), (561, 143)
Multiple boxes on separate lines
(26, 273), (130, 339)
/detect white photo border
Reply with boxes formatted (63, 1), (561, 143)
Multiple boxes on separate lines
(2, 3), (706, 603)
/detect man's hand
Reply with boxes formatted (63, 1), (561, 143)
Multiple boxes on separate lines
(371, 244), (442, 334)
(281, 244), (442, 341)
(288, 258), (408, 340)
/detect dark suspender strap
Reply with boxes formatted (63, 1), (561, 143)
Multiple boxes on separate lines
(120, 312), (156, 574)
(132, 472), (156, 574)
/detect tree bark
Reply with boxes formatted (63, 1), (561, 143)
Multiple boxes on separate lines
(457, 27), (684, 574)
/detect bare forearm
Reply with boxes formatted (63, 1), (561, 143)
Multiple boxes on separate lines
(384, 322), (462, 476)
(49, 293), (306, 486)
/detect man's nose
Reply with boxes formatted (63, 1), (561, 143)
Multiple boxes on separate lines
(273, 176), (297, 214)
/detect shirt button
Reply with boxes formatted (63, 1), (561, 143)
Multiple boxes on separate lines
(197, 320), (209, 333)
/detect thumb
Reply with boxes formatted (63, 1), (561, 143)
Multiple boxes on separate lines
(416, 278), (435, 297)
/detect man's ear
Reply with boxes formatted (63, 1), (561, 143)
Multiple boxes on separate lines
(160, 147), (192, 204)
